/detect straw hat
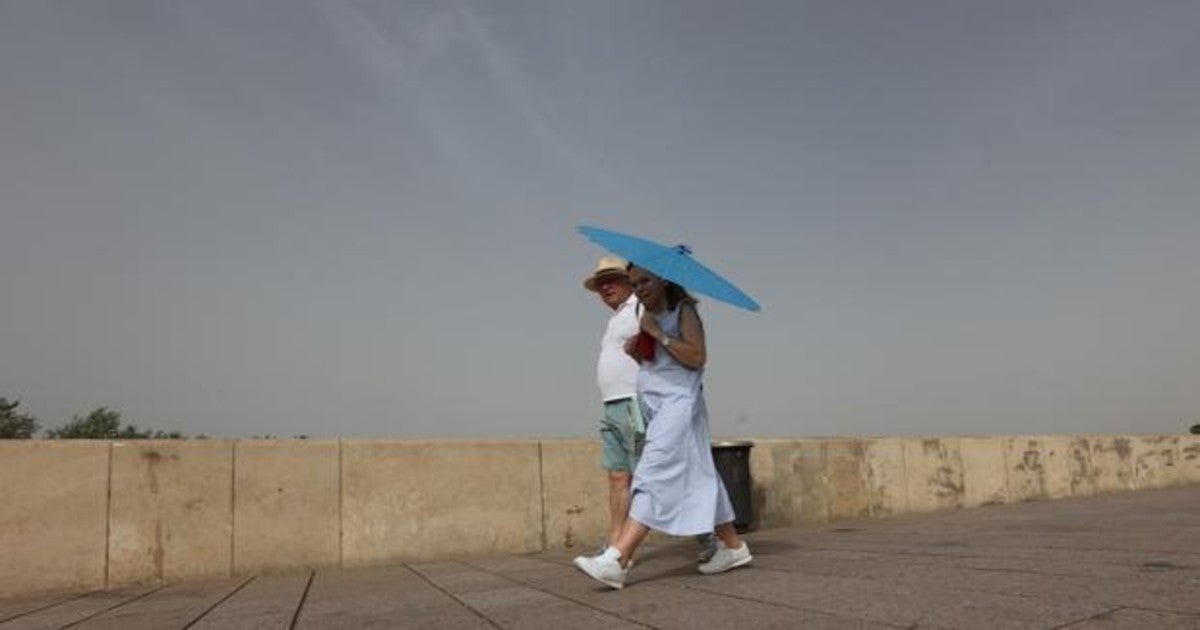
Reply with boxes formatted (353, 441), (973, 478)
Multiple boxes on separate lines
(583, 256), (630, 291)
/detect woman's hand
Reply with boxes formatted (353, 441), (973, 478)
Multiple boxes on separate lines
(624, 335), (643, 362)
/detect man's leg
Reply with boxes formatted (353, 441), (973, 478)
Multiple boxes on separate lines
(597, 399), (636, 549)
(607, 470), (632, 547)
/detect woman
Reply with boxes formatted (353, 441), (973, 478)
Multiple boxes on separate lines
(574, 264), (751, 589)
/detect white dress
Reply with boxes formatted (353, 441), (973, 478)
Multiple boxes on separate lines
(628, 304), (736, 536)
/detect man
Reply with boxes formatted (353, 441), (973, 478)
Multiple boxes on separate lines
(580, 256), (643, 556)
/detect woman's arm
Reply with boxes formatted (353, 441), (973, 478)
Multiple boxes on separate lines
(644, 303), (706, 369)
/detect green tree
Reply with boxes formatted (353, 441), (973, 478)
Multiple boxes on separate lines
(1191, 423), (1200, 435)
(0, 397), (40, 439)
(45, 407), (183, 439)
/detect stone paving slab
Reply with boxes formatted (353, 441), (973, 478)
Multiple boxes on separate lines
(63, 579), (245, 630)
(0, 586), (163, 630)
(189, 573), (310, 630)
(0, 485), (1197, 629)
(0, 594), (76, 626)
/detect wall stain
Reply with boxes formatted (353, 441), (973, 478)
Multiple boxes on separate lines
(143, 450), (162, 494)
(153, 519), (165, 580)
(931, 465), (963, 499)
(1017, 446), (1047, 499)
(1069, 439), (1095, 495)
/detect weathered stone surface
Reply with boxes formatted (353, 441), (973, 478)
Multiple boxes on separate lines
(959, 437), (1009, 507)
(1063, 436), (1098, 497)
(1180, 435), (1200, 484)
(864, 437), (908, 517)
(1006, 435), (1072, 501)
(0, 441), (109, 596)
(539, 440), (608, 552)
(341, 440), (542, 565)
(824, 439), (869, 520)
(903, 438), (964, 513)
(1131, 435), (1181, 489)
(751, 439), (828, 526)
(233, 440), (340, 574)
(108, 440), (234, 586)
(1086, 435), (1135, 493)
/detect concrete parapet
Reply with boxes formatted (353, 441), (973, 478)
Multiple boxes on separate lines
(1181, 435), (1200, 484)
(959, 437), (1009, 508)
(1131, 435), (1182, 489)
(538, 440), (607, 552)
(1, 433), (1197, 598)
(341, 439), (542, 565)
(108, 440), (234, 586)
(233, 440), (340, 574)
(1006, 436), (1073, 501)
(1086, 435), (1135, 492)
(824, 439), (870, 520)
(0, 441), (109, 597)
(864, 437), (907, 517)
(903, 438), (965, 513)
(750, 439), (827, 528)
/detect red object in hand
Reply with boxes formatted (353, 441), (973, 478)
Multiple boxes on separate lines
(636, 331), (657, 361)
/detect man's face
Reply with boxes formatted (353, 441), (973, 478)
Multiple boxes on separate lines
(595, 273), (633, 310)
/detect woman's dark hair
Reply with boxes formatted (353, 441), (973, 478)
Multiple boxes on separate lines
(664, 282), (697, 310)
(627, 263), (698, 310)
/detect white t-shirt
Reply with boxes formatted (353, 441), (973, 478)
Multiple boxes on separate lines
(596, 294), (640, 402)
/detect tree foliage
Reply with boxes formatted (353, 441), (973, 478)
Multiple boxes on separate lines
(0, 397), (40, 439)
(1191, 423), (1200, 435)
(45, 407), (182, 439)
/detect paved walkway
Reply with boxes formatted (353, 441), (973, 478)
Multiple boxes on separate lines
(2, 485), (1198, 629)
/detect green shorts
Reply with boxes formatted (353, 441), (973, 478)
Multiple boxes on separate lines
(600, 397), (645, 472)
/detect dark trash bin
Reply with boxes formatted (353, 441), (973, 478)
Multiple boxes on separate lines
(711, 440), (754, 533)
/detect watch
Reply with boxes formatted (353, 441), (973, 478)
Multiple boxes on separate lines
(660, 336), (672, 348)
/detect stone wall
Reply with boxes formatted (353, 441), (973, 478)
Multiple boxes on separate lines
(1, 434), (1197, 597)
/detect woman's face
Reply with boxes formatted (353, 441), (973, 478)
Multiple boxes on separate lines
(629, 266), (665, 309)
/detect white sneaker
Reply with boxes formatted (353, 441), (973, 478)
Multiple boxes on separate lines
(573, 547), (627, 589)
(574, 545), (634, 569)
(698, 542), (752, 575)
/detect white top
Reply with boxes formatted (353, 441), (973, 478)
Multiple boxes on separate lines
(596, 293), (640, 402)
(630, 302), (735, 536)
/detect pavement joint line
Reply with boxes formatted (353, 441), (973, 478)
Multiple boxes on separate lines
(1117, 604), (1200, 619)
(59, 584), (169, 629)
(286, 570), (315, 630)
(790, 545), (987, 560)
(749, 564), (1158, 607)
(672, 576), (912, 630)
(1048, 605), (1126, 629)
(457, 558), (658, 629)
(0, 591), (97, 625)
(786, 542), (1200, 563)
(404, 563), (503, 629)
(182, 575), (256, 629)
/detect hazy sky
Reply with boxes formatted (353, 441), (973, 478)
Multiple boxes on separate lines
(2, 1), (1197, 439)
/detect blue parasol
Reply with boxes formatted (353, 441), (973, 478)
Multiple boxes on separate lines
(578, 224), (761, 312)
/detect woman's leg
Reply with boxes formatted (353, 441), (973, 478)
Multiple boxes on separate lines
(713, 521), (743, 549)
(614, 519), (651, 568)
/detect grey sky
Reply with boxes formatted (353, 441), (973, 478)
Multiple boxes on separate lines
(2, 1), (1197, 439)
